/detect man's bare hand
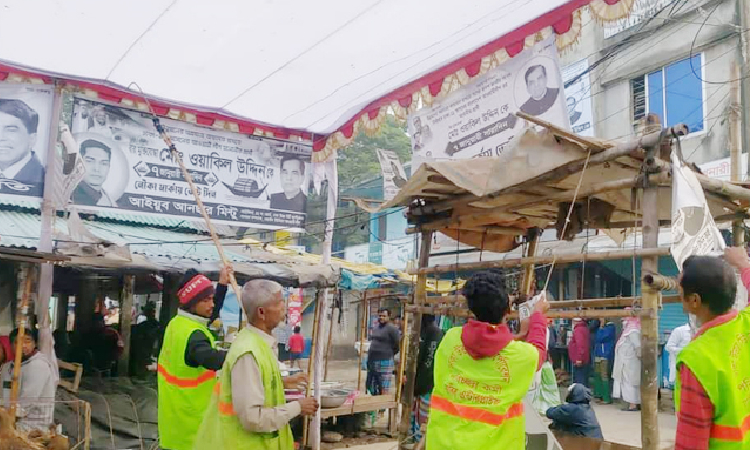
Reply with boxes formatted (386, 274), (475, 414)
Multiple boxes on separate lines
(298, 397), (319, 416)
(533, 293), (550, 315)
(219, 265), (234, 285)
(283, 373), (307, 389)
(724, 247), (750, 271)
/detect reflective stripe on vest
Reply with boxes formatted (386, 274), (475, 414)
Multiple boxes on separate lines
(157, 363), (216, 388)
(214, 382), (236, 416)
(431, 395), (524, 426)
(712, 414), (750, 442)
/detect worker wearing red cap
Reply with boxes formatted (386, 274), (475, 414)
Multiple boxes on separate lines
(158, 267), (232, 450)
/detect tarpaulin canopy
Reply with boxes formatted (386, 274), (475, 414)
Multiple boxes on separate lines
(0, 0), (636, 161)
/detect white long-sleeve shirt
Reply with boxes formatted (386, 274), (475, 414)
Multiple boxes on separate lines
(231, 326), (301, 433)
(665, 324), (692, 384)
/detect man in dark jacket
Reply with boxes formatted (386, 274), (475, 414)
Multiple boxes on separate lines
(547, 383), (603, 439)
(593, 320), (616, 404)
(411, 315), (443, 444)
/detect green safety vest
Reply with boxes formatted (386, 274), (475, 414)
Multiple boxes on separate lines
(158, 313), (218, 450)
(193, 327), (294, 450)
(426, 326), (539, 450)
(676, 309), (750, 449)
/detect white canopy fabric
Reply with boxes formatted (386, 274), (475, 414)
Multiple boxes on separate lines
(0, 0), (634, 160)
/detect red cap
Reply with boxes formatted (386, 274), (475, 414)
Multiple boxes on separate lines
(178, 274), (214, 306)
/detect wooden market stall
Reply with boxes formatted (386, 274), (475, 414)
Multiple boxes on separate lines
(356, 113), (750, 450)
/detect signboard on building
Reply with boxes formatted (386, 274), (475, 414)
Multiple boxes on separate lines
(408, 36), (568, 168)
(562, 59), (594, 137)
(376, 149), (407, 201)
(286, 288), (303, 327)
(344, 237), (413, 270)
(698, 154), (749, 181)
(71, 98), (312, 231)
(0, 84), (55, 202)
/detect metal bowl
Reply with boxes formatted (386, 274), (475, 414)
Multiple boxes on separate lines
(319, 389), (350, 409)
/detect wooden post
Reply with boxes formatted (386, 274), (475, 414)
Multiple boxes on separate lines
(398, 231), (433, 449)
(9, 266), (34, 423)
(118, 275), (135, 376)
(303, 289), (322, 449)
(640, 146), (661, 450)
(522, 232), (539, 296)
(356, 291), (368, 392)
(56, 293), (70, 331)
(393, 306), (410, 434)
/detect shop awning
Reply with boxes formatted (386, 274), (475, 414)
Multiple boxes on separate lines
(0, 0), (636, 160)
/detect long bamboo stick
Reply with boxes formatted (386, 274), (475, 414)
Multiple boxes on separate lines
(356, 291), (368, 392)
(150, 118), (245, 325)
(410, 294), (681, 308)
(405, 305), (649, 319)
(9, 266), (34, 424)
(323, 301), (336, 382)
(303, 290), (323, 449)
(411, 247), (671, 275)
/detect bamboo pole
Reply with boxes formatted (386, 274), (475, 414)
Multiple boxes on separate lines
(398, 232), (433, 450)
(356, 291), (368, 392)
(9, 266), (34, 424)
(521, 234), (539, 297)
(303, 290), (323, 449)
(410, 294), (681, 308)
(640, 150), (661, 450)
(151, 119), (244, 325)
(323, 302), (336, 382)
(395, 304), (409, 403)
(405, 305), (649, 319)
(643, 274), (678, 291)
(411, 247), (671, 275)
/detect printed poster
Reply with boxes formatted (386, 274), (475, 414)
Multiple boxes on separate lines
(376, 148), (407, 201)
(562, 59), (594, 137)
(408, 36), (568, 168)
(0, 84), (55, 200)
(71, 98), (312, 231)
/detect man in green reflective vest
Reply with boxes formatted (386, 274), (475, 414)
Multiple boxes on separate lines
(674, 251), (750, 450)
(426, 270), (549, 450)
(194, 279), (318, 450)
(158, 267), (231, 450)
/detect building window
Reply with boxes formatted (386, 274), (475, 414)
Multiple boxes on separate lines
(631, 54), (704, 133)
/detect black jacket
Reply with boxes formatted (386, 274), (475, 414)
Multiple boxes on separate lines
(546, 384), (603, 439)
(414, 323), (443, 397)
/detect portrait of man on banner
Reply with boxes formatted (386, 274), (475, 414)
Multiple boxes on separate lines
(519, 63), (560, 116)
(0, 99), (45, 184)
(270, 155), (308, 213)
(70, 133), (129, 208)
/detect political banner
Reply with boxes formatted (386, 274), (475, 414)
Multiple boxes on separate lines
(71, 98), (312, 230)
(408, 36), (568, 168)
(376, 149), (407, 201)
(286, 288), (303, 327)
(562, 59), (594, 137)
(0, 84), (55, 201)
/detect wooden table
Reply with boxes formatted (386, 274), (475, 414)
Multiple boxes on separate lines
(318, 394), (397, 419)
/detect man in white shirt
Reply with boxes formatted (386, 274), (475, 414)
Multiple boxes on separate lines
(665, 323), (692, 386)
(194, 280), (318, 449)
(0, 328), (57, 432)
(0, 99), (45, 192)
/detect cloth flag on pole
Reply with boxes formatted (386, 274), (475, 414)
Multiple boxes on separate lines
(670, 151), (747, 317)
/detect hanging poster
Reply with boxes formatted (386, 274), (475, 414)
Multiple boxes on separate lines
(0, 84), (55, 200)
(562, 59), (594, 137)
(376, 149), (407, 201)
(286, 288), (303, 327)
(408, 36), (568, 169)
(71, 98), (312, 230)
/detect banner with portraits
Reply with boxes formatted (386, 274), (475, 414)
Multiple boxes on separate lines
(71, 98), (312, 231)
(376, 149), (407, 201)
(562, 59), (594, 137)
(408, 36), (568, 168)
(0, 84), (55, 201)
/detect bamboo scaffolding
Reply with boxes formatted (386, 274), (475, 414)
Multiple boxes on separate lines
(411, 247), (671, 275)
